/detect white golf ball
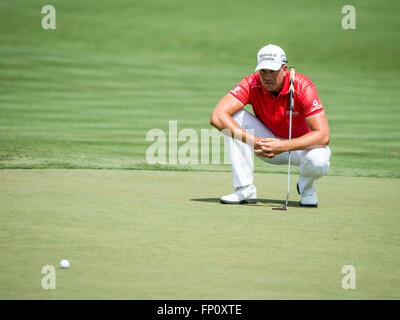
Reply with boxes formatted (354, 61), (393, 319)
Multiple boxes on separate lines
(60, 259), (70, 269)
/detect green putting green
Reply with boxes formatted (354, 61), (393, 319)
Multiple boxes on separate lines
(0, 170), (399, 299)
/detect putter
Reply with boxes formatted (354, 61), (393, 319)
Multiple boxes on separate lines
(273, 67), (295, 211)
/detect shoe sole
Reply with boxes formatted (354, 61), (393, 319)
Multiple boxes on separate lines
(220, 199), (257, 204)
(297, 182), (318, 207)
(299, 202), (318, 208)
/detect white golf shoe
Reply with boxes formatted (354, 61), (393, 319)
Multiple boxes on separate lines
(297, 176), (318, 207)
(220, 184), (257, 204)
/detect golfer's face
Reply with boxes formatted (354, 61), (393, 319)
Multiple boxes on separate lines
(259, 66), (286, 92)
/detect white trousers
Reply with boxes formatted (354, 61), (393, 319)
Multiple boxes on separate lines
(225, 109), (331, 189)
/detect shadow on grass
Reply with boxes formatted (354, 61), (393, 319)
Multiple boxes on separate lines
(190, 198), (301, 208)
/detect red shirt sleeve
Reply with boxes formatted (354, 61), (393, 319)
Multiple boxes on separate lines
(229, 77), (250, 106)
(300, 82), (324, 117)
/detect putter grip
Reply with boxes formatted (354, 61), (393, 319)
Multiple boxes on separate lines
(289, 67), (295, 111)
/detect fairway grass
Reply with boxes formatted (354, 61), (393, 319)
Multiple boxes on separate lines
(0, 169), (399, 299)
(1, 0), (400, 178)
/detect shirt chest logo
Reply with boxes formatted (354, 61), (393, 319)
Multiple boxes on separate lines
(285, 110), (300, 117)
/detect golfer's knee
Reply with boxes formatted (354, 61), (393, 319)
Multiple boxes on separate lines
(232, 109), (247, 126)
(300, 153), (330, 178)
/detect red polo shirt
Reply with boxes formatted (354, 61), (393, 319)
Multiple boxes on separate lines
(229, 72), (324, 139)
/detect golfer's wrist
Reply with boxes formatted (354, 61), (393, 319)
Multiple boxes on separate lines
(241, 131), (256, 146)
(284, 139), (295, 152)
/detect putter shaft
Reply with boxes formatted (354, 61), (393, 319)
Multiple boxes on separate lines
(274, 67), (295, 211)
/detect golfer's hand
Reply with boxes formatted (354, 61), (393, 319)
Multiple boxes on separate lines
(253, 137), (275, 159)
(254, 138), (287, 159)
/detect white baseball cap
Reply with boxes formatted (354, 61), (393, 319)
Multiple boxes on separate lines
(255, 44), (288, 72)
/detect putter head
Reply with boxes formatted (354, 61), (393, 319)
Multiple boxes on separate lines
(272, 205), (288, 211)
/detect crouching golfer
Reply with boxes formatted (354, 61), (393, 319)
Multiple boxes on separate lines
(210, 44), (331, 207)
